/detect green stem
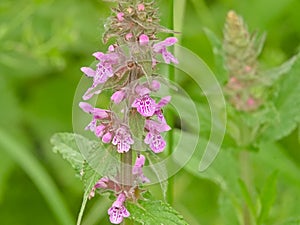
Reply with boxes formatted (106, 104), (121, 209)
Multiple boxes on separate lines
(239, 150), (253, 225)
(121, 150), (133, 188)
(166, 0), (175, 206)
(0, 129), (74, 225)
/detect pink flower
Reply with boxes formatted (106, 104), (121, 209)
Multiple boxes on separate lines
(153, 37), (178, 64)
(112, 126), (134, 153)
(139, 34), (149, 46)
(111, 90), (126, 104)
(81, 51), (119, 95)
(117, 12), (124, 21)
(108, 193), (130, 224)
(132, 94), (156, 117)
(144, 132), (166, 153)
(79, 102), (109, 132)
(137, 4), (145, 11)
(154, 96), (171, 123)
(144, 120), (171, 153)
(151, 80), (161, 91)
(133, 154), (150, 183)
(95, 124), (106, 137)
(125, 33), (133, 41)
(89, 177), (109, 199)
(102, 132), (113, 143)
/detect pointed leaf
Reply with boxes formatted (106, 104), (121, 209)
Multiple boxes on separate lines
(257, 171), (278, 224)
(147, 153), (168, 200)
(259, 55), (298, 86)
(127, 192), (188, 225)
(262, 53), (300, 140)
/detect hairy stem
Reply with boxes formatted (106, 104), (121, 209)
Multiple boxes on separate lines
(121, 150), (133, 187)
(239, 150), (254, 225)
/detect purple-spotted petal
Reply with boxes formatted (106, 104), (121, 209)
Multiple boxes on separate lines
(132, 95), (156, 117)
(108, 205), (130, 224)
(112, 126), (134, 153)
(93, 62), (114, 86)
(144, 132), (166, 153)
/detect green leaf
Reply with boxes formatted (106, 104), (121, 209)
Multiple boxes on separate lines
(51, 132), (119, 179)
(203, 28), (228, 84)
(257, 171), (278, 225)
(238, 179), (256, 218)
(262, 53), (300, 141)
(127, 192), (188, 225)
(51, 132), (119, 225)
(281, 218), (300, 225)
(51, 133), (85, 175)
(259, 55), (297, 86)
(129, 111), (146, 151)
(147, 153), (168, 200)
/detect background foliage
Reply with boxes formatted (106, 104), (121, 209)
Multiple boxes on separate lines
(0, 0), (299, 224)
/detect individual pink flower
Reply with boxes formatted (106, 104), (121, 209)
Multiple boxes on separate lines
(132, 94), (156, 117)
(79, 102), (109, 131)
(125, 33), (133, 41)
(144, 120), (171, 153)
(112, 126), (134, 153)
(137, 4), (145, 11)
(154, 96), (171, 123)
(133, 154), (150, 183)
(153, 37), (178, 64)
(94, 124), (106, 138)
(144, 132), (166, 153)
(81, 51), (119, 92)
(117, 12), (124, 21)
(111, 90), (126, 104)
(108, 193), (130, 224)
(151, 80), (161, 91)
(139, 34), (149, 46)
(89, 177), (109, 199)
(102, 132), (113, 143)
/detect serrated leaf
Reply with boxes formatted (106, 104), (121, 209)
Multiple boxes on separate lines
(262, 53), (300, 140)
(147, 153), (168, 200)
(127, 193), (188, 225)
(259, 55), (297, 86)
(51, 132), (119, 179)
(51, 132), (85, 175)
(51, 132), (117, 225)
(257, 171), (278, 225)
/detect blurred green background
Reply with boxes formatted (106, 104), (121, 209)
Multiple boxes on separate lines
(0, 0), (300, 224)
